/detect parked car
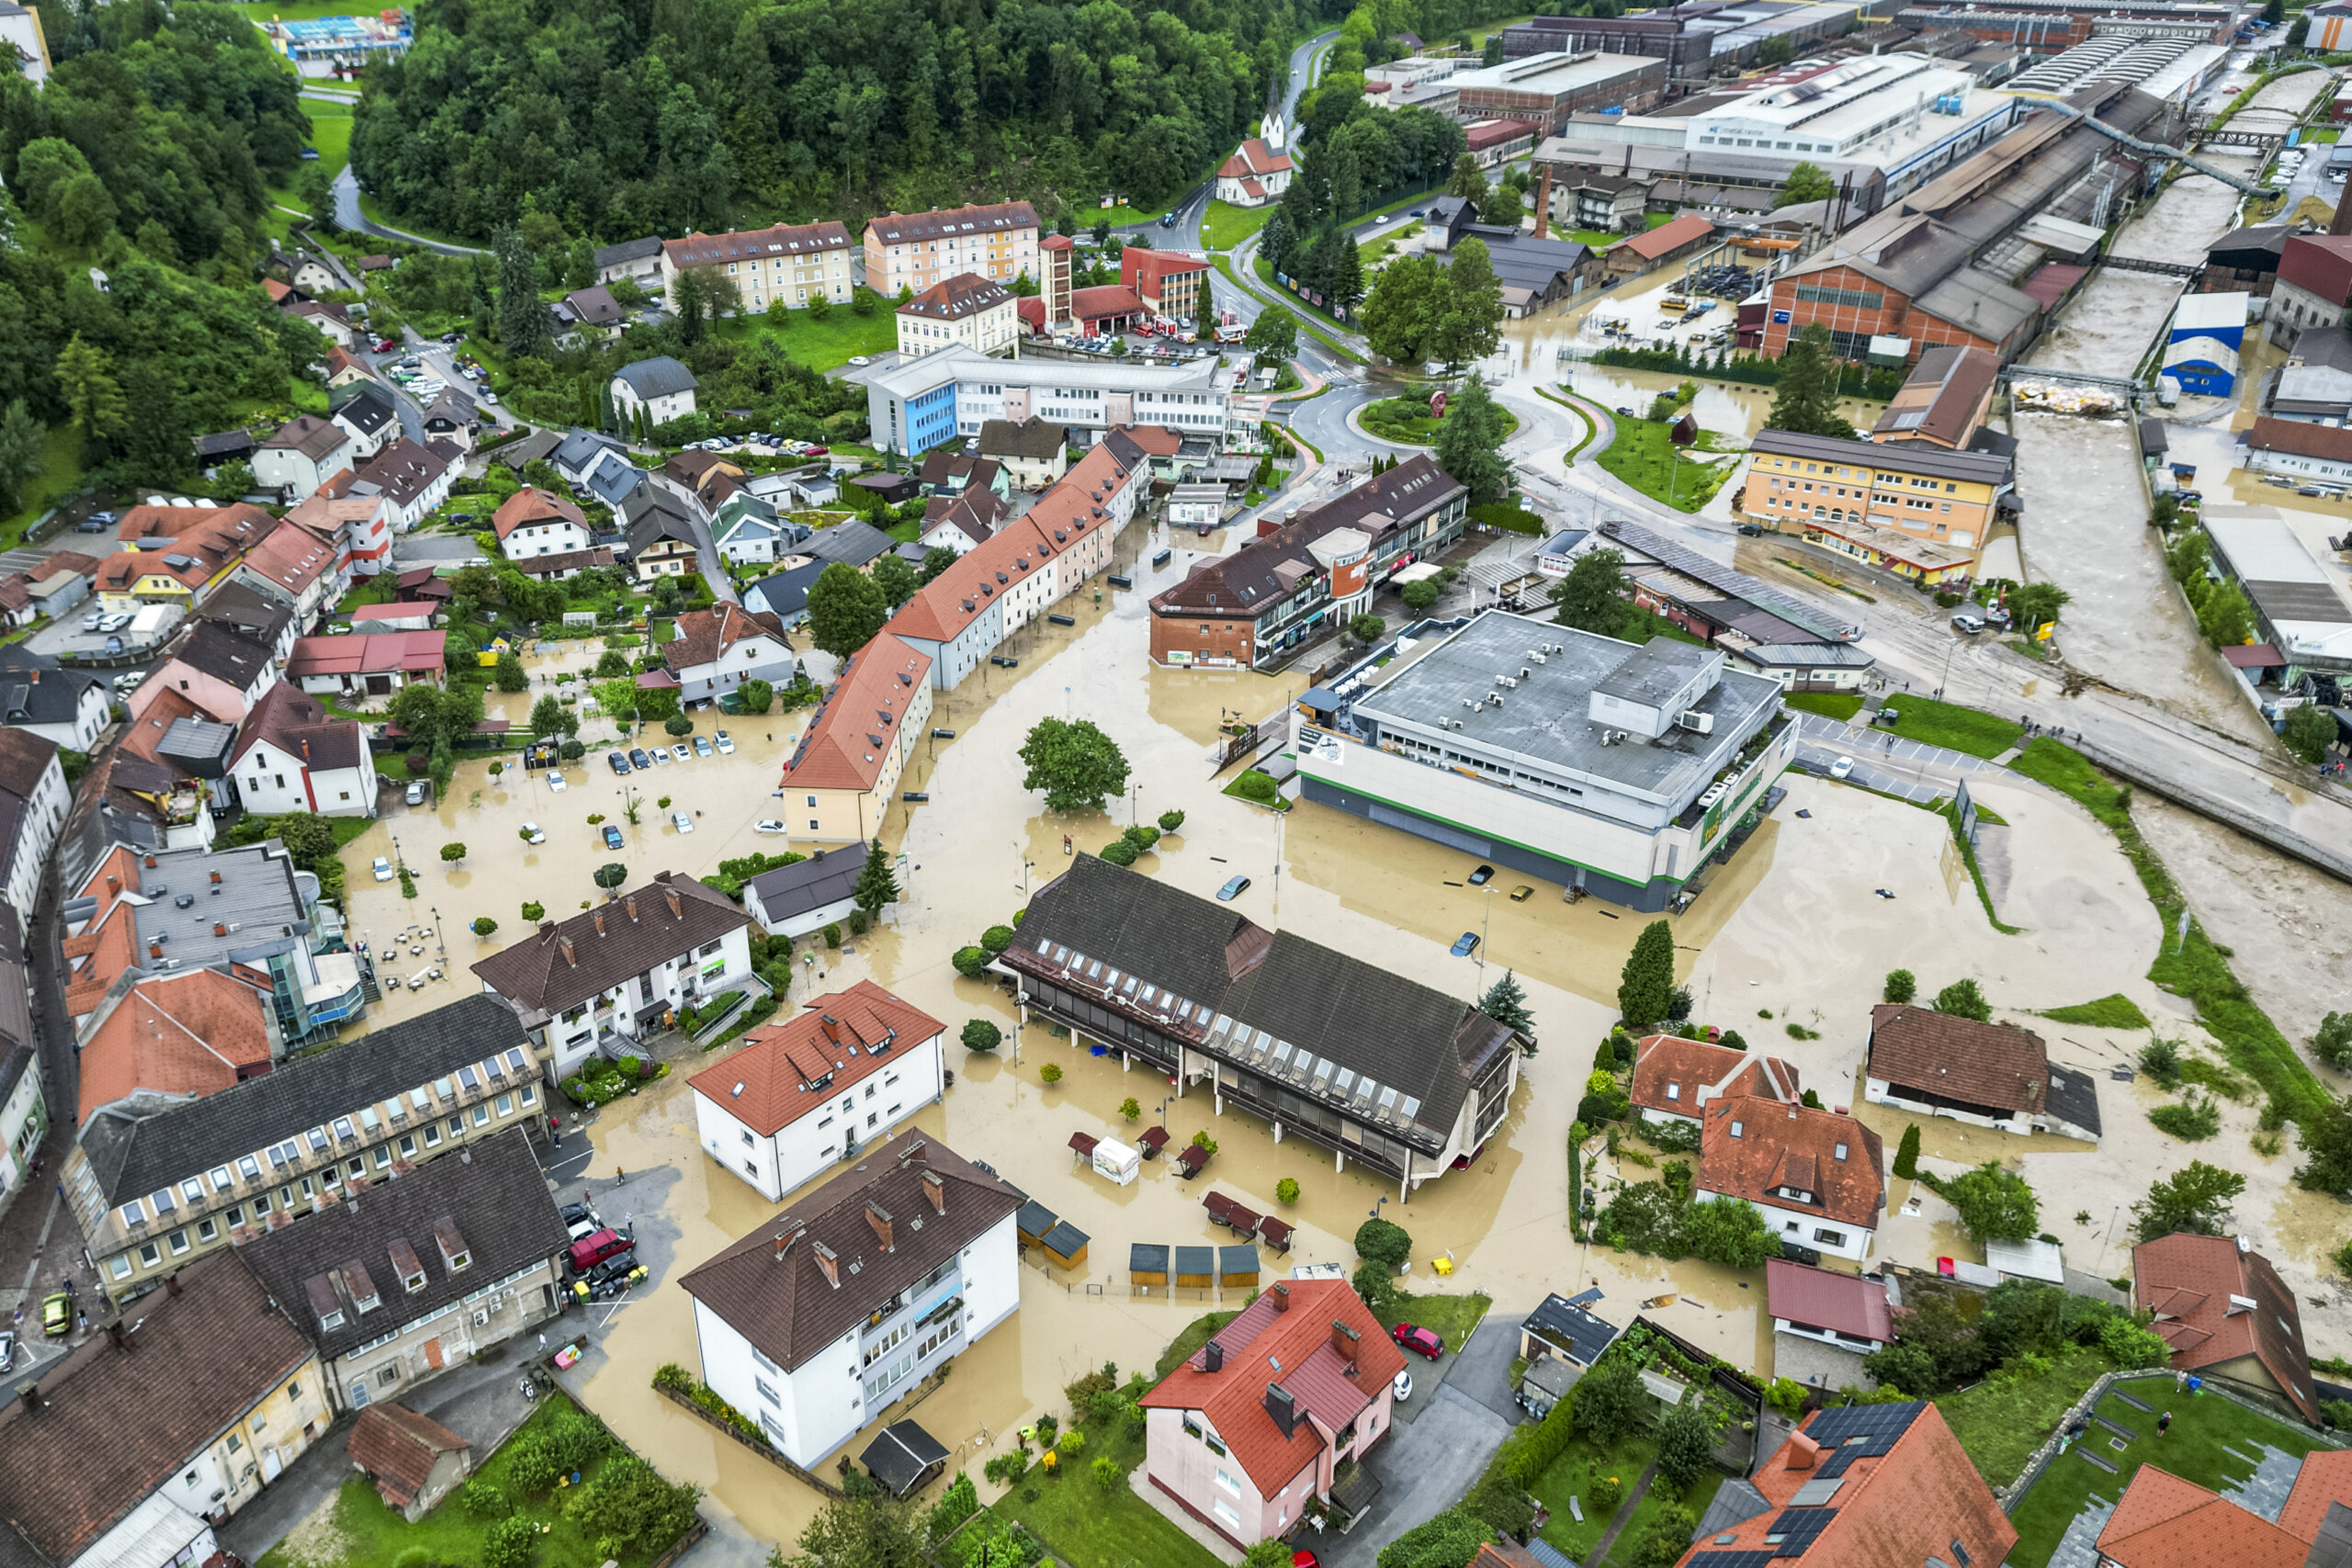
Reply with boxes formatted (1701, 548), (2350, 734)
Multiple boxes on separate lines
(628, 748), (651, 770)
(650, 747), (673, 765)
(41, 1289), (73, 1337)
(672, 811), (695, 833)
(559, 1201), (601, 1231)
(1510, 885), (1534, 902)
(0, 1330), (16, 1371)
(1780, 1239), (1823, 1268)
(1951, 612), (1985, 634)
(714, 730), (735, 754)
(520, 821), (547, 845)
(608, 751), (630, 775)
(582, 1251), (642, 1290)
(566, 1228), (633, 1275)
(1216, 874), (1251, 900)
(547, 770), (567, 792)
(847, 355), (872, 367)
(1391, 1368), (1412, 1402)
(405, 780), (427, 807)
(1828, 756), (1856, 780)
(1466, 863), (1494, 886)
(602, 824), (625, 850)
(1450, 932), (1480, 957)
(372, 856), (394, 882)
(693, 735), (714, 758)
(1391, 1323), (1443, 1360)
(754, 819), (787, 835)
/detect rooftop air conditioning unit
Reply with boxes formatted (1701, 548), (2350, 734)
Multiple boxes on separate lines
(1677, 710), (1715, 735)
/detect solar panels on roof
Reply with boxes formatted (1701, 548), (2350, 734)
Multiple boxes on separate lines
(1804, 1401), (1922, 1476)
(1689, 1554), (1778, 1568)
(1762, 1506), (1837, 1557)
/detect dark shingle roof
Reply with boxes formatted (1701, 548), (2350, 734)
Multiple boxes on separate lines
(1522, 1292), (1622, 1364)
(0, 1250), (315, 1564)
(622, 489), (699, 554)
(593, 235), (663, 268)
(77, 994), (532, 1205)
(195, 581), (295, 649)
(802, 520), (896, 570)
(0, 727), (59, 801)
(613, 356), (699, 400)
(1866, 1004), (2051, 1117)
(977, 418), (1067, 461)
(679, 1135), (1022, 1371)
(1009, 856), (1515, 1151)
(470, 874), (750, 1018)
(745, 562), (826, 619)
(0, 649), (106, 728)
(164, 620), (276, 692)
(240, 1127), (569, 1360)
(745, 842), (865, 922)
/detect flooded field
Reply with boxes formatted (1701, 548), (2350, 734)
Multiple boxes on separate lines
(2009, 414), (2276, 745)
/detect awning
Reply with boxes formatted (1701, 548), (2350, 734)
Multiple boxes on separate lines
(2222, 643), (2287, 669)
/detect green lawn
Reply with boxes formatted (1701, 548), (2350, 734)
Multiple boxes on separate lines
(1935, 1345), (2109, 1491)
(1204, 199), (1277, 251)
(2041, 994), (2153, 1029)
(256, 1393), (680, 1568)
(2005, 1376), (2329, 1568)
(1529, 1429), (1726, 1568)
(1595, 417), (1734, 513)
(992, 1411), (1224, 1568)
(0, 422), (87, 549)
(1359, 395), (1521, 446)
(1877, 695), (2024, 759)
(332, 574), (399, 616)
(713, 308), (898, 373)
(1783, 691), (1865, 721)
(1393, 1289), (1490, 1350)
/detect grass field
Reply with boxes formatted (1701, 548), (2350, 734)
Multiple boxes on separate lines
(1203, 199), (1276, 251)
(0, 423), (87, 550)
(1875, 695), (2024, 758)
(1529, 1433), (1726, 1567)
(991, 1404), (1224, 1568)
(1358, 395), (1521, 445)
(1595, 417), (1734, 513)
(2004, 1376), (2328, 1568)
(713, 309), (898, 373)
(2041, 994), (2153, 1029)
(1935, 1345), (2108, 1490)
(1783, 691), (1865, 721)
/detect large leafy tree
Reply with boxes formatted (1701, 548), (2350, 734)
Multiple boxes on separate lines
(1429, 237), (1504, 369)
(1363, 253), (1442, 366)
(1019, 717), (1129, 815)
(1432, 373), (1510, 503)
(1244, 305), (1298, 367)
(1776, 161), (1837, 209)
(55, 334), (126, 447)
(2132, 1160), (2246, 1242)
(1939, 1161), (2040, 1244)
(1552, 547), (1633, 638)
(1618, 919), (1675, 1029)
(805, 562), (889, 660)
(1766, 324), (1856, 439)
(495, 225), (551, 361)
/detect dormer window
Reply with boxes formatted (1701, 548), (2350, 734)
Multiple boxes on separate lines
(458, 1066), (481, 1091)
(434, 1216), (471, 1274)
(390, 1237), (428, 1293)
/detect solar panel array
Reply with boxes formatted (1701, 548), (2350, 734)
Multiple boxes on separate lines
(1763, 1506), (1838, 1558)
(1689, 1553), (1778, 1568)
(1804, 1400), (1922, 1477)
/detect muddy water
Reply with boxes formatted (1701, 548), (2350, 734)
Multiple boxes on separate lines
(2008, 414), (2276, 745)
(2020, 271), (2186, 382)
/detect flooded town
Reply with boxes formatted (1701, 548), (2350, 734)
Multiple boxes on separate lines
(4, 11), (2352, 1568)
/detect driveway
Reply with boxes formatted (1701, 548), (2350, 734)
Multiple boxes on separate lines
(1446, 1306), (1530, 1427)
(1323, 1384), (1511, 1568)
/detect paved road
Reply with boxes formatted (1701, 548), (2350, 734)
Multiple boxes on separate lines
(333, 165), (488, 256)
(1324, 1384), (1511, 1568)
(1446, 1306), (1531, 1427)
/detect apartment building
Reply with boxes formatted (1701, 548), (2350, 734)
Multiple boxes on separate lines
(229, 682), (379, 819)
(1742, 428), (2008, 570)
(895, 272), (1020, 359)
(0, 728), (69, 933)
(865, 202), (1040, 296)
(62, 993), (546, 1306)
(775, 635), (933, 843)
(661, 220), (855, 310)
(865, 344), (1230, 457)
(1123, 249), (1213, 321)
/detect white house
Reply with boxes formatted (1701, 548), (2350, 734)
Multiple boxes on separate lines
(0, 655), (112, 751)
(678, 1136), (1023, 1466)
(741, 844), (865, 939)
(611, 356), (699, 430)
(688, 981), (944, 1202)
(350, 439), (459, 535)
(895, 273), (1020, 359)
(0, 730), (70, 934)
(330, 382), (401, 460)
(469, 873), (755, 1077)
(714, 495), (809, 568)
(253, 415), (358, 499)
(1629, 1033), (1799, 1129)
(1215, 137), (1295, 207)
(661, 604), (796, 707)
(1863, 1005), (2103, 1145)
(492, 487), (597, 561)
(1695, 1097), (1884, 1264)
(1166, 482), (1226, 529)
(231, 685), (379, 819)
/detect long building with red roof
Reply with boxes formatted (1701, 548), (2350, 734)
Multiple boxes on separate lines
(775, 635), (932, 843)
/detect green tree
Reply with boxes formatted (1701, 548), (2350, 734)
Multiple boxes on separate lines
(1553, 547), (1633, 637)
(1941, 1161), (2040, 1244)
(1447, 152), (1489, 202)
(493, 649), (528, 691)
(1478, 970), (1533, 1037)
(805, 562), (890, 660)
(2196, 579), (2254, 648)
(2293, 1095), (2352, 1195)
(528, 694), (575, 737)
(1432, 374), (1511, 504)
(1362, 253), (1442, 366)
(1634, 1505), (1699, 1568)
(959, 1019), (1002, 1052)
(738, 679), (774, 715)
(2132, 1159), (2246, 1242)
(1017, 717), (1129, 813)
(2313, 1012), (2352, 1071)
(1894, 1123), (1922, 1179)
(1571, 1352), (1645, 1446)
(1244, 305), (1299, 367)
(920, 546), (959, 583)
(55, 334), (127, 447)
(2284, 703), (2337, 765)
(775, 1486), (928, 1568)
(1618, 919), (1676, 1029)
(1243, 1540), (1295, 1568)
(1776, 160), (1837, 209)
(495, 225), (551, 362)
(299, 164), (340, 233)
(871, 552), (922, 611)
(1430, 239), (1504, 368)
(1884, 968), (1917, 1003)
(0, 400), (48, 514)
(1682, 1195), (1775, 1267)
(1354, 1217), (1413, 1268)
(1401, 577), (1443, 613)
(2011, 581), (2072, 636)
(1654, 1400), (1717, 1490)
(1351, 1258), (1398, 1315)
(594, 863), (629, 891)
(853, 840), (899, 915)
(2289, 12), (2310, 45)
(1766, 324), (1855, 440)
(1933, 978), (1991, 1021)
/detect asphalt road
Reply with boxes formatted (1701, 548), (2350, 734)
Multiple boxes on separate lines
(1324, 1384), (1510, 1568)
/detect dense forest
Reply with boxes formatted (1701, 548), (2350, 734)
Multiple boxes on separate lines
(0, 1), (324, 492)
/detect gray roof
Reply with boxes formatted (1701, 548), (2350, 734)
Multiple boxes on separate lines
(551, 430), (628, 478)
(492, 429), (566, 471)
(157, 716), (239, 773)
(593, 235), (663, 268)
(1009, 855), (1516, 1155)
(238, 1127), (569, 1361)
(745, 562), (826, 620)
(1352, 612), (1782, 806)
(1522, 1292), (1621, 1365)
(1750, 428), (2010, 487)
(977, 418), (1068, 460)
(0, 917), (30, 1058)
(164, 620), (275, 691)
(1694, 1476), (1775, 1540)
(197, 581), (296, 649)
(471, 873), (750, 1017)
(0, 649), (106, 727)
(123, 838), (311, 974)
(622, 489), (698, 553)
(1597, 519), (1860, 642)
(613, 356), (698, 399)
(802, 520), (897, 570)
(582, 457), (646, 508)
(75, 994), (533, 1206)
(745, 842), (865, 921)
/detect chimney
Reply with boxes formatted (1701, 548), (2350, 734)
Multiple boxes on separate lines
(1264, 1382), (1300, 1439)
(1271, 1282), (1291, 1314)
(213, 923), (228, 937)
(558, 938), (575, 967)
(812, 1241), (841, 1289)
(1534, 163), (1553, 240)
(922, 1171), (945, 1214)
(18, 1385), (37, 1416)
(593, 912), (605, 937)
(1786, 1431), (1821, 1471)
(164, 1274), (180, 1298)
(148, 942), (163, 959)
(1204, 1338), (1225, 1373)
(664, 887), (683, 919)
(772, 1224), (804, 1262)
(210, 871), (221, 884)
(2333, 180), (2352, 238)
(865, 1201), (895, 1252)
(1329, 1320), (1360, 1363)
(144, 855), (157, 868)
(626, 897), (639, 923)
(107, 1322), (127, 1351)
(106, 875), (119, 892)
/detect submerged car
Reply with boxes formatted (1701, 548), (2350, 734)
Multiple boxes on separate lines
(673, 811), (695, 833)
(520, 821), (547, 845)
(1216, 874), (1251, 900)
(1450, 932), (1480, 957)
(753, 819), (787, 835)
(546, 770), (568, 792)
(602, 824), (626, 850)
(372, 856), (394, 882)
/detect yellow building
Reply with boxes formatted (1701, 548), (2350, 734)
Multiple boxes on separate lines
(896, 273), (1020, 359)
(777, 633), (933, 842)
(660, 220), (854, 310)
(1742, 428), (2008, 568)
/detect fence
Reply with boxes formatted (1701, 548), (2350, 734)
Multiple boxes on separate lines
(653, 1382), (848, 1499)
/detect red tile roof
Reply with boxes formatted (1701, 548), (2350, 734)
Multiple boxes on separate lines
(899, 272), (1015, 321)
(665, 220), (854, 269)
(1629, 1033), (1797, 1118)
(688, 981), (945, 1136)
(2096, 1465), (2315, 1568)
(1618, 212), (1715, 261)
(2276, 1448), (2352, 1542)
(2133, 1233), (2316, 1421)
(1764, 1258), (1891, 1342)
(492, 485), (589, 542)
(779, 634), (931, 793)
(76, 968), (276, 1125)
(1674, 1403), (2014, 1568)
(1696, 1095), (1883, 1230)
(288, 630), (448, 679)
(2247, 415), (2352, 466)
(661, 603), (788, 676)
(1140, 1278), (1405, 1495)
(1866, 1004), (2051, 1115)
(348, 1404), (469, 1509)
(239, 516), (338, 598)
(1219, 138), (1294, 179)
(1069, 284), (1147, 323)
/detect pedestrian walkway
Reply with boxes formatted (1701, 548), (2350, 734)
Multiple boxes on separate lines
(1587, 1459), (1659, 1565)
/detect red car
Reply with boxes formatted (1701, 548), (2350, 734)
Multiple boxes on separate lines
(372, 337), (398, 353)
(804, 445), (829, 456)
(1392, 1323), (1444, 1360)
(567, 1227), (633, 1274)
(1292, 1551), (1320, 1568)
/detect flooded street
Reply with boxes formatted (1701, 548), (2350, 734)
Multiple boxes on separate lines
(2020, 270), (2184, 383)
